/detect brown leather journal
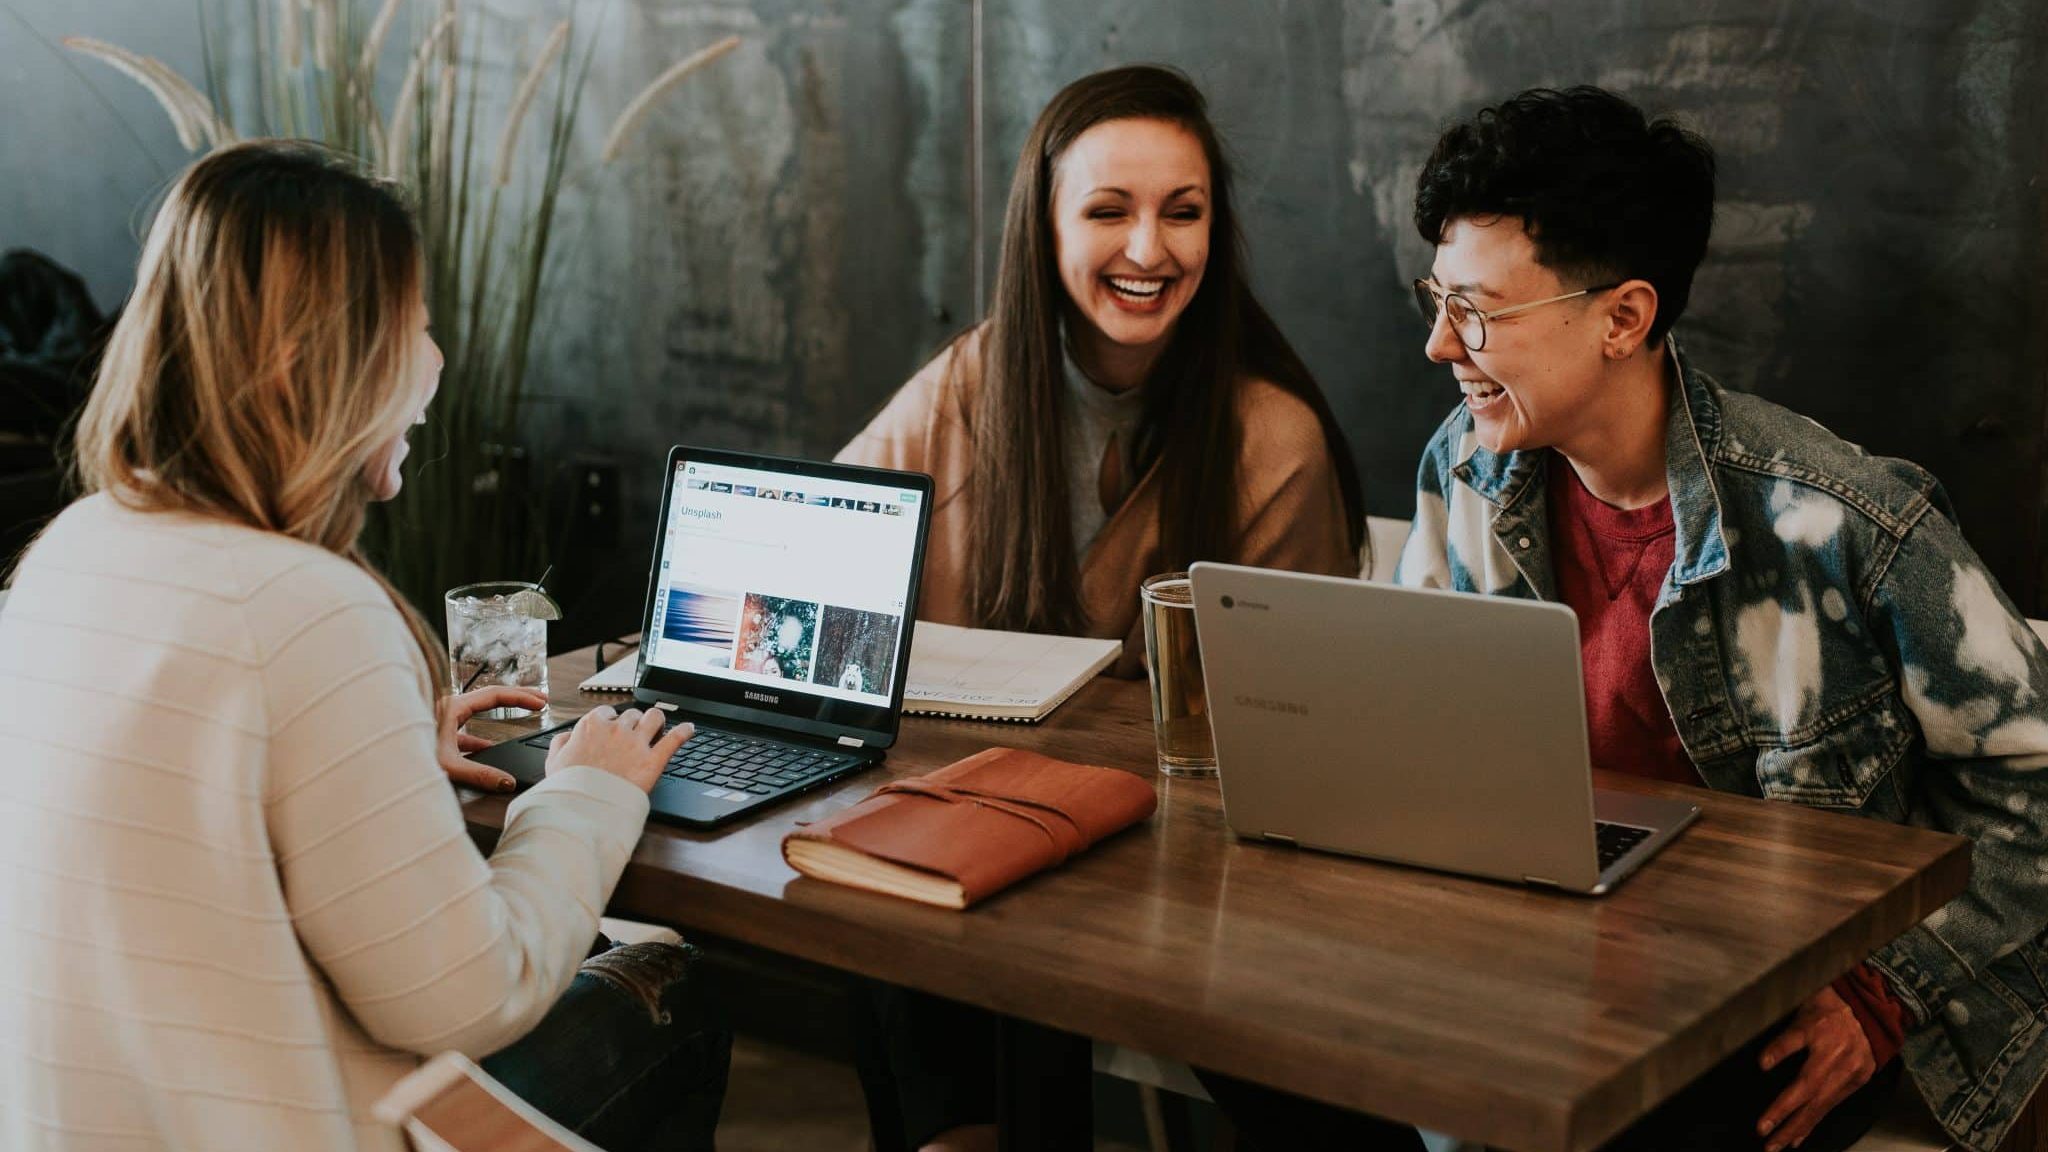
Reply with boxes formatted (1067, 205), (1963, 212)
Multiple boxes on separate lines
(780, 748), (1157, 908)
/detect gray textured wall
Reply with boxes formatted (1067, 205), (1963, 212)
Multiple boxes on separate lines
(981, 0), (2048, 612)
(5, 1), (2045, 636)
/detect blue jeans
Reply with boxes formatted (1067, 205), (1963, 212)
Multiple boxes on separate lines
(482, 940), (731, 1152)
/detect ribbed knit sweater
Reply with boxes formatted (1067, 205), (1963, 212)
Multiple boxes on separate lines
(0, 494), (650, 1151)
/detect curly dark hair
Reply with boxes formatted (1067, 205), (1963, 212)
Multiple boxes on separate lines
(1414, 86), (1716, 343)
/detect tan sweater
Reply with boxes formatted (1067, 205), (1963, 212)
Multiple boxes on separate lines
(0, 495), (649, 1152)
(838, 329), (1358, 676)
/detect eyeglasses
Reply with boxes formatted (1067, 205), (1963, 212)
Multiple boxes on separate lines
(1412, 279), (1622, 351)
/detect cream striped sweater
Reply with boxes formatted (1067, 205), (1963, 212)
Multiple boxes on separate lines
(0, 495), (651, 1151)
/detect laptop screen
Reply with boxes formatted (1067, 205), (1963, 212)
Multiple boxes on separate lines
(644, 456), (923, 714)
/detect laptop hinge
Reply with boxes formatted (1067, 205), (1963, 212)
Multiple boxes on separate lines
(1261, 832), (1296, 846)
(837, 735), (864, 748)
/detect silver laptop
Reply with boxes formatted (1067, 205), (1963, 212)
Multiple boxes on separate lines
(1188, 562), (1697, 895)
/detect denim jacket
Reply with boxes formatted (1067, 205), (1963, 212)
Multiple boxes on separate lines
(1396, 347), (2048, 1152)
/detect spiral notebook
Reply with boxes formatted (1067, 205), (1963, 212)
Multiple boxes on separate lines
(580, 622), (1121, 723)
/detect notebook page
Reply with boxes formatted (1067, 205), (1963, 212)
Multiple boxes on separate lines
(577, 656), (639, 692)
(905, 623), (1120, 711)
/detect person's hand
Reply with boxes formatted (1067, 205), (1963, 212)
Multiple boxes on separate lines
(545, 704), (695, 794)
(438, 686), (549, 792)
(1757, 986), (1877, 1151)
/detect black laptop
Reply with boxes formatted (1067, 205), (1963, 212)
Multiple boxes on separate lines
(473, 446), (934, 828)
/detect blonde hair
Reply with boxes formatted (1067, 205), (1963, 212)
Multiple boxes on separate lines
(73, 139), (447, 696)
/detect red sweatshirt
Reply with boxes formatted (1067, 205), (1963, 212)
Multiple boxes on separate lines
(1547, 452), (1903, 1067)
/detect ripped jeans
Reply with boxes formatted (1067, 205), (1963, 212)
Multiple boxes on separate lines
(482, 939), (731, 1152)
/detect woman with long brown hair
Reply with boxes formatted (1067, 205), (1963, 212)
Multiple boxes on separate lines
(0, 141), (726, 1152)
(842, 67), (1418, 1152)
(838, 64), (1364, 670)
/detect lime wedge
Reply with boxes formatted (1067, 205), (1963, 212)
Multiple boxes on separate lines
(507, 586), (563, 620)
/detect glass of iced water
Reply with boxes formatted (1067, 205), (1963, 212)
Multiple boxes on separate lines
(445, 581), (551, 719)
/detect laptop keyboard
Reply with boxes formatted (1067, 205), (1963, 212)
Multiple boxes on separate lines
(1596, 821), (1653, 870)
(521, 724), (861, 796)
(659, 728), (860, 794)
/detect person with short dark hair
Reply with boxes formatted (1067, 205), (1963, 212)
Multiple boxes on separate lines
(1400, 86), (2048, 1152)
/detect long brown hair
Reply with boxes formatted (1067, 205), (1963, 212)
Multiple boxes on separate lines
(71, 139), (447, 695)
(967, 65), (1364, 633)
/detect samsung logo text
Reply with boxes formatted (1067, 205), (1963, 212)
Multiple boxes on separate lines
(1235, 695), (1309, 716)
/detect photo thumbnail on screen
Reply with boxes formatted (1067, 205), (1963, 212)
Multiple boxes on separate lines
(735, 594), (820, 681)
(660, 584), (741, 671)
(812, 607), (904, 696)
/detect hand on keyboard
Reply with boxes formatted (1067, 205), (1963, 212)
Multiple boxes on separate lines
(545, 705), (696, 794)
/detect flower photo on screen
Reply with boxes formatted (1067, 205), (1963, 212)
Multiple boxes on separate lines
(735, 595), (819, 680)
(812, 607), (902, 696)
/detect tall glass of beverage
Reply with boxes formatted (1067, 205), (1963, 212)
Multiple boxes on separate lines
(1140, 572), (1216, 777)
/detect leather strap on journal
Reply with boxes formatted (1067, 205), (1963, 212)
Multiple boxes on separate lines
(871, 779), (1089, 861)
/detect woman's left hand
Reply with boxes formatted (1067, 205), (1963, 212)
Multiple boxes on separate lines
(438, 687), (549, 792)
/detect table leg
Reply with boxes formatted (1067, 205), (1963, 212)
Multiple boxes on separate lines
(847, 983), (913, 1152)
(995, 1015), (1093, 1151)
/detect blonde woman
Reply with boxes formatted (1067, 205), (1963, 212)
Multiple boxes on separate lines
(0, 141), (727, 1151)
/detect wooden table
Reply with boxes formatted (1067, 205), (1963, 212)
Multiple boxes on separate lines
(464, 645), (1970, 1152)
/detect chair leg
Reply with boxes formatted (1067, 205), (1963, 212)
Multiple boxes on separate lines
(1142, 1086), (1201, 1152)
(1139, 1086), (1170, 1152)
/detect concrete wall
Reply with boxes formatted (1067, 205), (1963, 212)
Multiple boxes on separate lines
(5, 1), (2044, 636)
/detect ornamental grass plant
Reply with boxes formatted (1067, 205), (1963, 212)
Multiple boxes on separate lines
(63, 1), (738, 621)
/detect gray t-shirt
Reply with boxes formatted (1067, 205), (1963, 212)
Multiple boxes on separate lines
(1062, 347), (1148, 557)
